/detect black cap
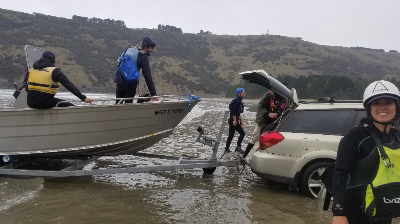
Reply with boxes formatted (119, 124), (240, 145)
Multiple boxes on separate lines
(42, 51), (55, 58)
(141, 37), (156, 48)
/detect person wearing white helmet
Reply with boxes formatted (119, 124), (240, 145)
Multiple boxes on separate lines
(331, 80), (400, 224)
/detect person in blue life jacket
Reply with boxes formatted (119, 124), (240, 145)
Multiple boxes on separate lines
(225, 88), (246, 153)
(27, 51), (94, 109)
(331, 80), (400, 224)
(114, 36), (158, 103)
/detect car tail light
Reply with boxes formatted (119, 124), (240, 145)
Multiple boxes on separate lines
(259, 131), (284, 150)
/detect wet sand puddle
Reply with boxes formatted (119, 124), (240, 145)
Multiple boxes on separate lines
(1, 96), (396, 224)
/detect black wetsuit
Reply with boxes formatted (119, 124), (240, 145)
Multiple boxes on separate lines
(27, 58), (87, 109)
(225, 97), (245, 151)
(333, 125), (399, 224)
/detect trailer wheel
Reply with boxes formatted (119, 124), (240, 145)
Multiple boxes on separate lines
(202, 167), (216, 175)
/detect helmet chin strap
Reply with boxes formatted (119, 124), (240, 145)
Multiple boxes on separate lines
(373, 119), (392, 134)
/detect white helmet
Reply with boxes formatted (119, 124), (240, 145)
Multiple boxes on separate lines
(363, 80), (400, 108)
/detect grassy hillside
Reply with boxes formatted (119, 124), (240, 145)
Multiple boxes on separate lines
(0, 8), (399, 99)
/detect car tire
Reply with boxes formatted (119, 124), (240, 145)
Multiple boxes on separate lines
(300, 161), (332, 199)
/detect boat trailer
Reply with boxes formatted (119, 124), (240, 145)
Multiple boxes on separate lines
(0, 111), (239, 177)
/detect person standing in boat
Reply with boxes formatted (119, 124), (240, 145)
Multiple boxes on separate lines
(114, 36), (158, 103)
(225, 88), (246, 153)
(27, 51), (94, 109)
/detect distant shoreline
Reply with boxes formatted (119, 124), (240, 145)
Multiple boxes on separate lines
(201, 97), (260, 104)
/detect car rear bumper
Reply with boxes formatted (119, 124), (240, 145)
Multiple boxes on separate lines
(249, 151), (300, 188)
(251, 168), (300, 188)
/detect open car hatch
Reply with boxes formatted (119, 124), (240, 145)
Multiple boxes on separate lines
(240, 69), (298, 105)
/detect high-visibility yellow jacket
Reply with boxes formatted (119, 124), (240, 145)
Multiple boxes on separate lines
(364, 143), (400, 217)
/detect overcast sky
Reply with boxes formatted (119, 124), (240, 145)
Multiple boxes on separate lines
(1, 0), (399, 51)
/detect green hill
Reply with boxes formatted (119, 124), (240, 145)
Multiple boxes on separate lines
(0, 8), (399, 99)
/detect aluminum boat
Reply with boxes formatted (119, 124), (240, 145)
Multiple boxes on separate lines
(0, 46), (199, 159)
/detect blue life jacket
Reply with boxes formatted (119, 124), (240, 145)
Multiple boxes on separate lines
(117, 48), (140, 83)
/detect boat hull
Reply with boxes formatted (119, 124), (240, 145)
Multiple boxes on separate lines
(0, 100), (198, 156)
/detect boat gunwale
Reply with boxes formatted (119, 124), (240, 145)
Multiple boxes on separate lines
(0, 98), (200, 113)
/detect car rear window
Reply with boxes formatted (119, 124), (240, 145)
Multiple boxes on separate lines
(353, 110), (367, 127)
(278, 110), (356, 135)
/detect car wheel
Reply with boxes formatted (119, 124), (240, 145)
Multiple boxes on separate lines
(300, 161), (332, 199)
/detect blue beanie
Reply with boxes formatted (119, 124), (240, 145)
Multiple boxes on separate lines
(42, 51), (55, 58)
(236, 88), (244, 95)
(141, 37), (156, 48)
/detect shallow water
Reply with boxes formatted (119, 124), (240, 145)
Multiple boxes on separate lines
(0, 91), (397, 224)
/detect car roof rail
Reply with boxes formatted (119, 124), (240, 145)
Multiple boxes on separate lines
(302, 99), (363, 104)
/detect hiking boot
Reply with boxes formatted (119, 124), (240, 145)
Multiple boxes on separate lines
(225, 148), (232, 153)
(243, 143), (254, 158)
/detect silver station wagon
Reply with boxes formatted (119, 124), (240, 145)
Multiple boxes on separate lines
(241, 70), (365, 198)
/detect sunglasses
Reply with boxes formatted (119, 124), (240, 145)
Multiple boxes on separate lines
(47, 56), (55, 60)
